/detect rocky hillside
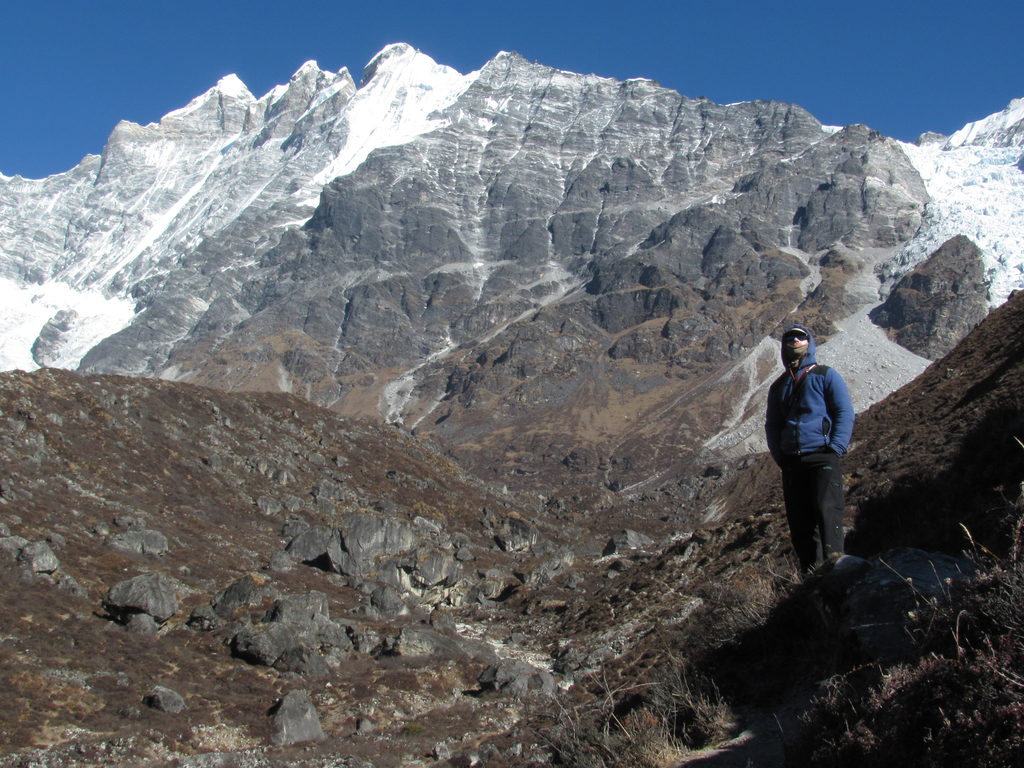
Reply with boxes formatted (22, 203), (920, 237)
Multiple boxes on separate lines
(1, 293), (1022, 766)
(0, 365), (690, 766)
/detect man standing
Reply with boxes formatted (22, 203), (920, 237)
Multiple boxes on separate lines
(765, 323), (855, 572)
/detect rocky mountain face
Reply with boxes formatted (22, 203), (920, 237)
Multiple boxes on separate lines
(6, 44), (1021, 494)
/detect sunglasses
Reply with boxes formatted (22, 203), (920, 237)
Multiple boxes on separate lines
(783, 332), (808, 342)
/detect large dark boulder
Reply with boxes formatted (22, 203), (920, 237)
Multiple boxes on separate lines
(871, 236), (989, 358)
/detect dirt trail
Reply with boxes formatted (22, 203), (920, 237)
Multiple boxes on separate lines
(675, 687), (816, 768)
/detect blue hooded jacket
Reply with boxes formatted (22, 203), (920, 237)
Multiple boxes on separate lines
(764, 323), (854, 464)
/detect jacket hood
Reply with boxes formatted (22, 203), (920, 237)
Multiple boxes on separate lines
(780, 322), (817, 368)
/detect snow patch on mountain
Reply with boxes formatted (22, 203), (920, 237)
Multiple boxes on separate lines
(311, 44), (475, 185)
(163, 74), (254, 121)
(0, 277), (135, 371)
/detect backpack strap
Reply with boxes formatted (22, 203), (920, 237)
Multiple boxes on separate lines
(783, 364), (816, 413)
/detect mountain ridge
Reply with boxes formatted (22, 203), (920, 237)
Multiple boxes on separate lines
(1, 44), (1022, 494)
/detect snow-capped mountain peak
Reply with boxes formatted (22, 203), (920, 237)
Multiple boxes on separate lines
(0, 46), (479, 372)
(162, 74), (255, 123)
(945, 97), (1024, 149)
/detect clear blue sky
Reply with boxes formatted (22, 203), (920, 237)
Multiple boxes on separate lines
(3, 0), (1021, 179)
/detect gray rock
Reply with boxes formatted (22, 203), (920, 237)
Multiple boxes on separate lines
(109, 529), (169, 556)
(285, 526), (341, 567)
(144, 685), (187, 713)
(18, 540), (59, 573)
(269, 690), (326, 745)
(31, 309), (79, 366)
(338, 513), (418, 564)
(871, 235), (989, 358)
(231, 622), (301, 666)
(478, 659), (556, 698)
(104, 572), (178, 624)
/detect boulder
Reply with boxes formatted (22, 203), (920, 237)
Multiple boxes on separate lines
(18, 540), (60, 573)
(338, 514), (417, 563)
(104, 572), (178, 624)
(144, 685), (187, 713)
(231, 622), (301, 667)
(478, 660), (556, 698)
(109, 529), (169, 556)
(285, 526), (343, 570)
(269, 690), (326, 745)
(871, 235), (989, 358)
(824, 548), (979, 662)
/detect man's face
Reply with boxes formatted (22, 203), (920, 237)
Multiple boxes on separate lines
(784, 331), (809, 354)
(783, 331), (809, 366)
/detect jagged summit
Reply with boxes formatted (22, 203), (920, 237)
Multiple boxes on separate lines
(946, 96), (1024, 148)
